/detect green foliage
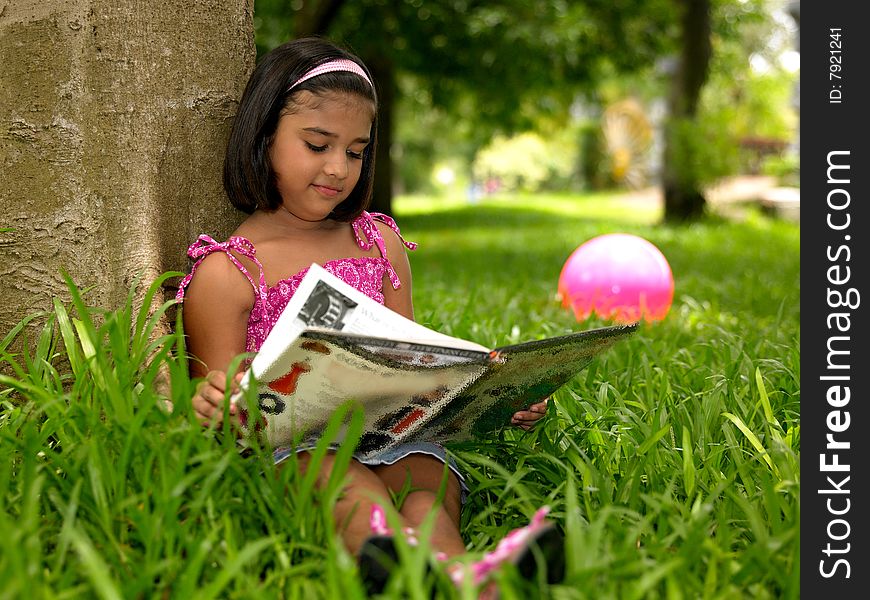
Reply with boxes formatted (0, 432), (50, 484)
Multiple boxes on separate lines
(761, 152), (799, 186)
(393, 73), (482, 195)
(666, 116), (742, 189)
(253, 0), (676, 195)
(253, 1), (797, 203)
(691, 0), (799, 179)
(315, 0), (672, 129)
(700, 27), (799, 178)
(1, 192), (800, 598)
(472, 131), (579, 193)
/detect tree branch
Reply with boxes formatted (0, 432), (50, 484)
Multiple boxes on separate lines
(294, 0), (347, 37)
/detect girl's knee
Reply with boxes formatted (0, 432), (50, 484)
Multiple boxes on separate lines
(376, 456), (462, 498)
(400, 489), (462, 527)
(336, 460), (395, 504)
(383, 457), (463, 523)
(295, 453), (384, 492)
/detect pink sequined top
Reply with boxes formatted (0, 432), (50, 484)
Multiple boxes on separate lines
(176, 211), (416, 353)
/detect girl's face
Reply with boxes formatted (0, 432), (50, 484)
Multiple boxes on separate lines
(269, 91), (375, 222)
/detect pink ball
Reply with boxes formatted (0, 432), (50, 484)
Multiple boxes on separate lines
(559, 233), (674, 323)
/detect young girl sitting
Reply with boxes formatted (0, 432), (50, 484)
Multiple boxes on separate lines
(176, 37), (562, 594)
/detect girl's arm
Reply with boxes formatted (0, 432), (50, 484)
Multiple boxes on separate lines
(181, 253), (254, 423)
(377, 222), (415, 321)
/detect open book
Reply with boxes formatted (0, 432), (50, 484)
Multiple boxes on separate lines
(233, 263), (637, 459)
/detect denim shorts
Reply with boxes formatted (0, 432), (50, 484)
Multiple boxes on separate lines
(272, 441), (469, 505)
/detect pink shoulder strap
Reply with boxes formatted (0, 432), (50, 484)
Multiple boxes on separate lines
(175, 234), (267, 302)
(351, 211), (417, 289)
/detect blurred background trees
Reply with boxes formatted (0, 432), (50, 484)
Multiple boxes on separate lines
(254, 0), (799, 222)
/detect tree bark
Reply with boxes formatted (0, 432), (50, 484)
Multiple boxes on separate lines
(662, 0), (712, 222)
(367, 52), (395, 215)
(0, 0), (254, 337)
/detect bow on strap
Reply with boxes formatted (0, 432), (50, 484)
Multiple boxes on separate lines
(176, 235), (265, 301)
(352, 212), (418, 252)
(350, 212), (417, 290)
(185, 234), (258, 261)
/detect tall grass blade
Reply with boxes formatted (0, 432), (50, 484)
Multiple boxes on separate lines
(681, 426), (695, 498)
(722, 411), (779, 477)
(755, 367), (780, 430)
(197, 537), (276, 600)
(636, 424), (670, 456)
(67, 527), (123, 600)
(53, 297), (83, 377)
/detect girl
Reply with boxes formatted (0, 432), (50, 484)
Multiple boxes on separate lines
(176, 37), (559, 593)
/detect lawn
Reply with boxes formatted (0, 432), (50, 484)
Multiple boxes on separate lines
(0, 190), (800, 599)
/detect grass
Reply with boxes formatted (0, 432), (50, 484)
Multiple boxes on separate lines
(0, 190), (799, 599)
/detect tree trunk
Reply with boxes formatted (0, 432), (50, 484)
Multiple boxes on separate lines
(367, 52), (395, 215)
(0, 0), (254, 337)
(662, 0), (712, 222)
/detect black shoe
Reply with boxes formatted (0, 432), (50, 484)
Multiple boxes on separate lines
(358, 535), (399, 596)
(512, 524), (566, 584)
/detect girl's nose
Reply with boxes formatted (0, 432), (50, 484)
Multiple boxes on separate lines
(324, 154), (349, 179)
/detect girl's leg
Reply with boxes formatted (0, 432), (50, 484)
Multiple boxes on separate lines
(371, 454), (467, 558)
(294, 452), (394, 555)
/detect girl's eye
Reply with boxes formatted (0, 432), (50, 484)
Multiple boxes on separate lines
(305, 142), (328, 153)
(347, 150), (364, 160)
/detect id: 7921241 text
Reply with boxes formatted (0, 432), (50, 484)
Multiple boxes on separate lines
(829, 28), (843, 104)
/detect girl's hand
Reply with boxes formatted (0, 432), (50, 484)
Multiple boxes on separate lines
(193, 370), (244, 425)
(510, 398), (549, 431)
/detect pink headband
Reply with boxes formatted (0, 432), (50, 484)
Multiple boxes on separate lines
(288, 59), (374, 92)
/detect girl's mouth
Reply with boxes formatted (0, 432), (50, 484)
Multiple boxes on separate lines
(312, 184), (342, 198)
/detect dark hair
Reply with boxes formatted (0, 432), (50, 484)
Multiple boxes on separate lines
(223, 37), (378, 221)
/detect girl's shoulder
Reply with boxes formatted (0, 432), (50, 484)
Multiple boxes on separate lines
(372, 219), (408, 257)
(180, 246), (258, 307)
(176, 233), (263, 303)
(357, 211), (417, 255)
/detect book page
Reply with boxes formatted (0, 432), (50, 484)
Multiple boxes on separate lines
(250, 263), (488, 381)
(247, 332), (487, 456)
